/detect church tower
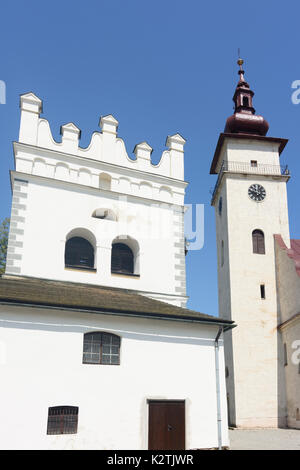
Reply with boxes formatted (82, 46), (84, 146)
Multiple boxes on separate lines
(210, 59), (290, 427)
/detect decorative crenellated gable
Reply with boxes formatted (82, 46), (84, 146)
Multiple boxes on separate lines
(18, 92), (186, 182)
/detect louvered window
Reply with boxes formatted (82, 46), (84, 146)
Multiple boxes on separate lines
(65, 237), (94, 268)
(83, 332), (120, 365)
(111, 243), (134, 274)
(47, 406), (78, 435)
(243, 96), (249, 107)
(252, 230), (265, 254)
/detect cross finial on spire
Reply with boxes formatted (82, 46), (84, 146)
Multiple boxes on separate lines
(237, 51), (245, 82)
(237, 48), (243, 63)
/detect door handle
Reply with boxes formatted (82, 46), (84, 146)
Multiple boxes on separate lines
(167, 424), (172, 431)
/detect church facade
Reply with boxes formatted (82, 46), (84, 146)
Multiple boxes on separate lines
(211, 59), (300, 429)
(0, 92), (234, 449)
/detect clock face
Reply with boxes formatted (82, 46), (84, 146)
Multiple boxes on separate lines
(248, 184), (266, 202)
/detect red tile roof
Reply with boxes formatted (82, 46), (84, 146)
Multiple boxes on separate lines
(274, 235), (300, 276)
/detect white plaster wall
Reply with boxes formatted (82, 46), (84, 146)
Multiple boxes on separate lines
(275, 242), (300, 429)
(275, 242), (300, 324)
(214, 184), (236, 425)
(14, 144), (186, 206)
(0, 305), (229, 450)
(17, 176), (184, 302)
(226, 139), (281, 167)
(281, 320), (300, 429)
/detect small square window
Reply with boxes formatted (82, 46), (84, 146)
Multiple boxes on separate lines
(251, 160), (258, 167)
(47, 406), (78, 435)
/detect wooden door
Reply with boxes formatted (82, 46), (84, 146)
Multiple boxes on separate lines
(148, 400), (185, 450)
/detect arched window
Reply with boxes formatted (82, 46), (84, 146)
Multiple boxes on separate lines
(92, 208), (117, 221)
(252, 229), (265, 254)
(111, 243), (134, 274)
(83, 332), (120, 365)
(65, 237), (94, 269)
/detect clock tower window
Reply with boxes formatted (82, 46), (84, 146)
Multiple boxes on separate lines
(260, 284), (266, 299)
(252, 229), (265, 254)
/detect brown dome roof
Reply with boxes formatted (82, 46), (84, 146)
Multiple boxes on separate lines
(225, 112), (269, 136)
(224, 59), (269, 136)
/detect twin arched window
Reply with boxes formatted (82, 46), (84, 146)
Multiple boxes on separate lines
(111, 243), (134, 274)
(83, 332), (120, 365)
(252, 229), (265, 254)
(65, 237), (95, 269)
(65, 233), (137, 275)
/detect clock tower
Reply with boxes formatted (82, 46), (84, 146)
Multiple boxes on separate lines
(211, 59), (290, 428)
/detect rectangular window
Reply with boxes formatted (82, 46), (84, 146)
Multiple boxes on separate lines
(284, 343), (288, 367)
(251, 160), (258, 167)
(260, 284), (265, 299)
(101, 333), (120, 365)
(47, 406), (78, 435)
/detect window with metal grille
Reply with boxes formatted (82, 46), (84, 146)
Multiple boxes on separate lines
(252, 229), (265, 254)
(83, 332), (120, 365)
(65, 236), (94, 269)
(111, 243), (134, 274)
(47, 406), (78, 435)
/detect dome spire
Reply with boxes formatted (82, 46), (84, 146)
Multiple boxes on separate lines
(224, 57), (269, 136)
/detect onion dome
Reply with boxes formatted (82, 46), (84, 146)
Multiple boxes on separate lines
(224, 58), (269, 136)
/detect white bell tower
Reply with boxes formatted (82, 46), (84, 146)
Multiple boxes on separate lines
(211, 59), (290, 428)
(5, 93), (188, 308)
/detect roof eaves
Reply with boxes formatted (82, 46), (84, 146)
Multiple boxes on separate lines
(0, 299), (236, 329)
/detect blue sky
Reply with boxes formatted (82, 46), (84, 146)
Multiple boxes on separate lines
(0, 0), (300, 315)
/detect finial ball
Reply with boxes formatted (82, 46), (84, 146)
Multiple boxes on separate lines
(237, 58), (244, 66)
